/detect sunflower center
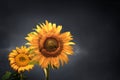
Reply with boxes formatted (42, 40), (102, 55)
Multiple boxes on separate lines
(15, 54), (30, 67)
(44, 38), (58, 52)
(19, 57), (26, 62)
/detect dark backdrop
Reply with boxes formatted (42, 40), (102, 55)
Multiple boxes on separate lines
(0, 0), (120, 80)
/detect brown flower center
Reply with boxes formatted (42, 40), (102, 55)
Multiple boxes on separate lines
(44, 38), (58, 52)
(19, 57), (26, 62)
(40, 37), (63, 57)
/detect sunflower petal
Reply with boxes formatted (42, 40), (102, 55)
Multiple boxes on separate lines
(56, 25), (62, 34)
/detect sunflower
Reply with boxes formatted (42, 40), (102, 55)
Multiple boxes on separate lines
(25, 20), (75, 69)
(8, 46), (34, 73)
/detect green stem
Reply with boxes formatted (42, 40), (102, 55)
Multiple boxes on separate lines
(20, 72), (23, 80)
(47, 67), (50, 80)
(44, 65), (50, 80)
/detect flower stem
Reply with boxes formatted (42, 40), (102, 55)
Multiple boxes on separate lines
(47, 66), (50, 80)
(20, 72), (23, 80)
(44, 65), (50, 80)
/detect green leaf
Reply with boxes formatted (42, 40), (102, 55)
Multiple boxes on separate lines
(1, 71), (11, 80)
(1, 71), (27, 80)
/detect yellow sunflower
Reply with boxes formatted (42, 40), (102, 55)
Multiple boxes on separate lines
(8, 46), (34, 73)
(25, 20), (75, 69)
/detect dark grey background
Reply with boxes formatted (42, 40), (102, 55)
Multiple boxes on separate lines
(0, 0), (120, 80)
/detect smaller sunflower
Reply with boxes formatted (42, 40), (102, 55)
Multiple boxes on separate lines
(8, 46), (34, 73)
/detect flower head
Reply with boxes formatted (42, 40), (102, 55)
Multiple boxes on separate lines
(26, 20), (75, 69)
(8, 46), (34, 73)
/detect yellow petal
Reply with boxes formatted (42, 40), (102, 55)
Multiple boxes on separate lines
(18, 67), (22, 73)
(60, 53), (68, 64)
(10, 59), (15, 64)
(13, 65), (19, 70)
(48, 23), (52, 31)
(63, 45), (73, 55)
(9, 53), (17, 57)
(53, 57), (59, 68)
(41, 58), (50, 68)
(39, 56), (45, 65)
(8, 58), (14, 61)
(56, 25), (62, 34)
(64, 42), (75, 45)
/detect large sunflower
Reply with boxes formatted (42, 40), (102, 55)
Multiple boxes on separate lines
(8, 46), (34, 73)
(26, 20), (75, 69)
